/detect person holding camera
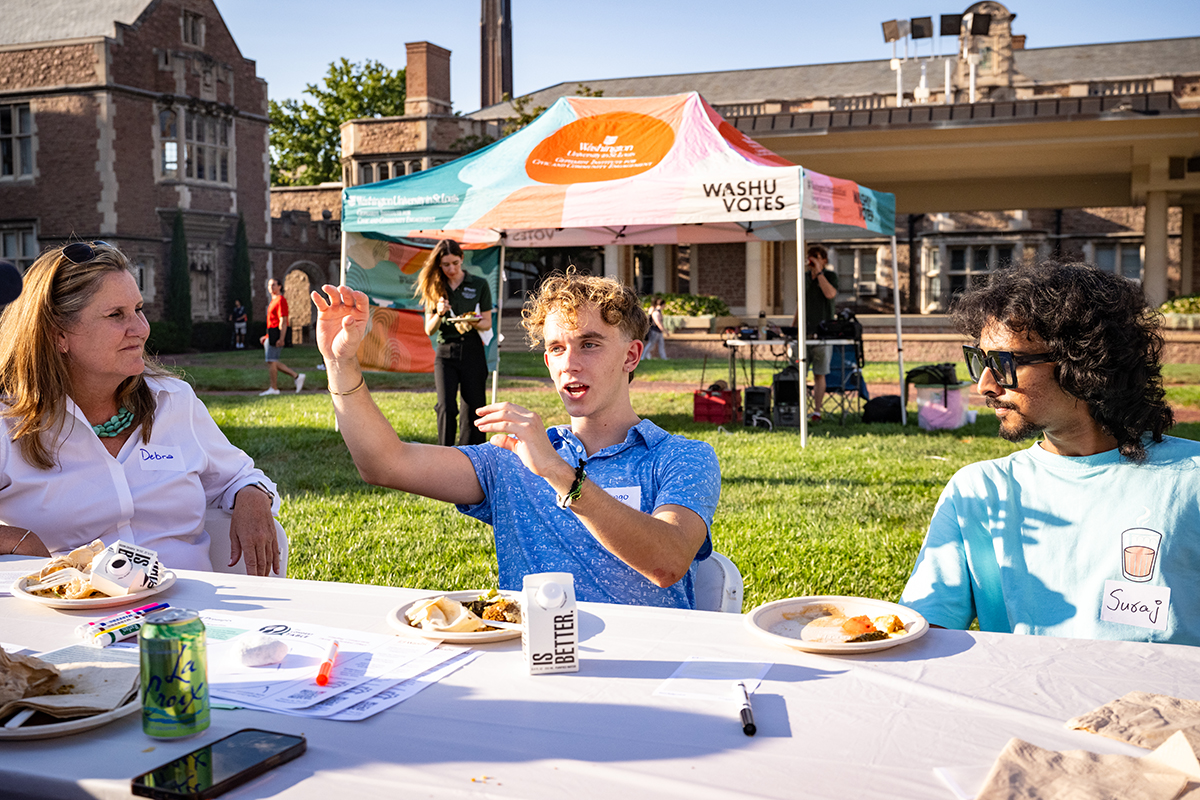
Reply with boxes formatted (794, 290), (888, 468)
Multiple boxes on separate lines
(792, 244), (838, 422)
(260, 278), (304, 396)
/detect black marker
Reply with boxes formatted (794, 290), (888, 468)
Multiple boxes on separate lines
(738, 681), (757, 736)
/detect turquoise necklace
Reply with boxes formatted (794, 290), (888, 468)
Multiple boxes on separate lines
(92, 407), (134, 438)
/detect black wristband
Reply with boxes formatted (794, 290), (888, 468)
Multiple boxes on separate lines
(555, 459), (587, 509)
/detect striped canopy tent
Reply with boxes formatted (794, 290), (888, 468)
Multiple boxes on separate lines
(342, 92), (899, 445)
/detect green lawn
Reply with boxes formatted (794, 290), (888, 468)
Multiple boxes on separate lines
(183, 345), (1200, 611)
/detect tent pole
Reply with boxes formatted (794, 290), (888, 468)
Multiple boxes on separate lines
(491, 240), (505, 404)
(339, 227), (348, 285)
(892, 234), (907, 425)
(797, 169), (808, 448)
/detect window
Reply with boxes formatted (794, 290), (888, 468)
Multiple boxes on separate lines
(1, 225), (37, 272)
(359, 163), (373, 184)
(377, 163), (389, 181)
(159, 109), (178, 177)
(1092, 242), (1142, 280)
(922, 241), (1019, 312)
(182, 11), (204, 46)
(189, 245), (218, 319)
(832, 247), (878, 299)
(180, 111), (230, 183)
(1, 103), (33, 178)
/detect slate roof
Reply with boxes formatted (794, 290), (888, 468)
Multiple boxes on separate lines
(0, 0), (153, 46)
(470, 37), (1200, 119)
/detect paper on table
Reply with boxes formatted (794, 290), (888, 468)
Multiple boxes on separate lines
(0, 567), (34, 596)
(233, 646), (480, 721)
(36, 643), (139, 666)
(1066, 691), (1200, 749)
(201, 612), (434, 711)
(331, 649), (481, 721)
(233, 643), (468, 719)
(653, 658), (772, 700)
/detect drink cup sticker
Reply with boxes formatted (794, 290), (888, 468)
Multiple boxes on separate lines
(1120, 527), (1162, 582)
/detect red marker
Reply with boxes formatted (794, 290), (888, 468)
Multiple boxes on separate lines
(315, 640), (339, 686)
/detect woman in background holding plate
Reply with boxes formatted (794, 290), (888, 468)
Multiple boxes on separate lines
(416, 239), (494, 447)
(0, 242), (281, 574)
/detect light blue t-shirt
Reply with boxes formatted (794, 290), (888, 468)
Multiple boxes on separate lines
(457, 419), (720, 608)
(901, 436), (1200, 646)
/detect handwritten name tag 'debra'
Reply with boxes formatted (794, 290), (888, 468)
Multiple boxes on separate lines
(138, 444), (185, 471)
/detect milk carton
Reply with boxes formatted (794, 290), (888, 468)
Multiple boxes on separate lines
(522, 572), (579, 674)
(88, 541), (163, 596)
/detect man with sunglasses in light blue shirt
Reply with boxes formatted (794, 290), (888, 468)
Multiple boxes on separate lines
(901, 261), (1200, 646)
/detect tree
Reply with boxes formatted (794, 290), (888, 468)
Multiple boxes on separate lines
(231, 214), (252, 324)
(167, 210), (192, 345)
(270, 59), (406, 186)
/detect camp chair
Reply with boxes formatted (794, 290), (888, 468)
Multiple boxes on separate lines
(693, 552), (744, 613)
(812, 343), (870, 425)
(205, 507), (289, 577)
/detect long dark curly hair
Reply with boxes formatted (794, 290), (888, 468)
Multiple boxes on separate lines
(951, 260), (1173, 462)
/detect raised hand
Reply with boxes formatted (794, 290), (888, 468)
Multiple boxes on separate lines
(474, 402), (569, 484)
(312, 285), (370, 363)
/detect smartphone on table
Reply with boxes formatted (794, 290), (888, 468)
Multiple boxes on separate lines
(131, 728), (306, 799)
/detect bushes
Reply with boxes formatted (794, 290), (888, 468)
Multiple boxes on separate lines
(641, 293), (730, 317)
(1161, 295), (1200, 314)
(148, 321), (264, 354)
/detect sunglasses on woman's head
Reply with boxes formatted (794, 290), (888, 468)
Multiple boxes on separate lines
(61, 241), (112, 265)
(962, 345), (1055, 389)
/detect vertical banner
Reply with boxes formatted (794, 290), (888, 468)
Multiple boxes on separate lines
(343, 232), (501, 373)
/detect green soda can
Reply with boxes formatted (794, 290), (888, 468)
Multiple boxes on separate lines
(139, 607), (210, 739)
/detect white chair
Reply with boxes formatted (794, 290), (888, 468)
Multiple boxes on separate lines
(205, 507), (289, 577)
(694, 551), (743, 613)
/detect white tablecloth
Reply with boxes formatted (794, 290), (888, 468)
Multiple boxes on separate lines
(3, 559), (1199, 800)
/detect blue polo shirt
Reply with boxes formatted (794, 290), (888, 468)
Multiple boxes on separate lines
(457, 420), (720, 608)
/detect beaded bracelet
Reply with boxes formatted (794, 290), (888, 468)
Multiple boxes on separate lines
(555, 459), (587, 509)
(329, 376), (366, 396)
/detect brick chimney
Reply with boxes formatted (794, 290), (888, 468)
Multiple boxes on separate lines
(405, 42), (452, 117)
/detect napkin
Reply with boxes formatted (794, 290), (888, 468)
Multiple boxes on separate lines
(975, 738), (1188, 800)
(0, 646), (59, 705)
(1067, 692), (1200, 749)
(0, 661), (139, 721)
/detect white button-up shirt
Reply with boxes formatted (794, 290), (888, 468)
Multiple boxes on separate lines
(0, 376), (279, 570)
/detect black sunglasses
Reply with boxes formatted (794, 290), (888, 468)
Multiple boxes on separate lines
(962, 345), (1055, 389)
(61, 241), (112, 265)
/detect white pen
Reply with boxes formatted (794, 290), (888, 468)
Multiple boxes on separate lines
(738, 682), (757, 736)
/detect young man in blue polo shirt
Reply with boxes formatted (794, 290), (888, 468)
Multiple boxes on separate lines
(313, 271), (720, 608)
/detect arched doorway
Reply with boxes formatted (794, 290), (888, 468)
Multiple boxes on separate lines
(283, 261), (322, 344)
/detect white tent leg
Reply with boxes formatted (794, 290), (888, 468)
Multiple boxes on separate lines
(892, 234), (907, 425)
(796, 194), (808, 448)
(491, 241), (505, 404)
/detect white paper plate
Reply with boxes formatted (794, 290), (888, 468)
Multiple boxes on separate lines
(9, 571), (177, 609)
(387, 590), (522, 644)
(745, 595), (929, 654)
(0, 696), (139, 741)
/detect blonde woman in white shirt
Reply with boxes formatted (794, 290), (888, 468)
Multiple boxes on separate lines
(0, 242), (281, 575)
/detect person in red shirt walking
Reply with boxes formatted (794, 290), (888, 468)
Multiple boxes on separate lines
(260, 278), (304, 395)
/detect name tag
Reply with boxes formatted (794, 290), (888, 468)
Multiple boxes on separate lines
(603, 486), (641, 510)
(1100, 580), (1170, 631)
(138, 445), (184, 471)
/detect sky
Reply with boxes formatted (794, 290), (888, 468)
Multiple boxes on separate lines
(213, 1), (1200, 113)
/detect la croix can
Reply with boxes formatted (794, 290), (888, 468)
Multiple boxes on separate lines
(139, 607), (210, 739)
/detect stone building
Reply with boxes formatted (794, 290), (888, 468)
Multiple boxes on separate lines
(0, 0), (271, 325)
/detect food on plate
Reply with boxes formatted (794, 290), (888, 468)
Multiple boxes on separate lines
(405, 591), (522, 633)
(22, 540), (163, 600)
(0, 647), (59, 706)
(776, 604), (911, 644)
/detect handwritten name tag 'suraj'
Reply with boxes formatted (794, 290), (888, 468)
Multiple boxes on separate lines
(139, 608), (211, 739)
(1100, 580), (1171, 632)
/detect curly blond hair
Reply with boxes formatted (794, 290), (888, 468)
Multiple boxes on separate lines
(521, 270), (649, 349)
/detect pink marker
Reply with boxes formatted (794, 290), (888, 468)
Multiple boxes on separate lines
(72, 602), (169, 639)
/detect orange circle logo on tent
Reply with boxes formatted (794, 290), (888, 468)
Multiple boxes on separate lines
(526, 112), (675, 185)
